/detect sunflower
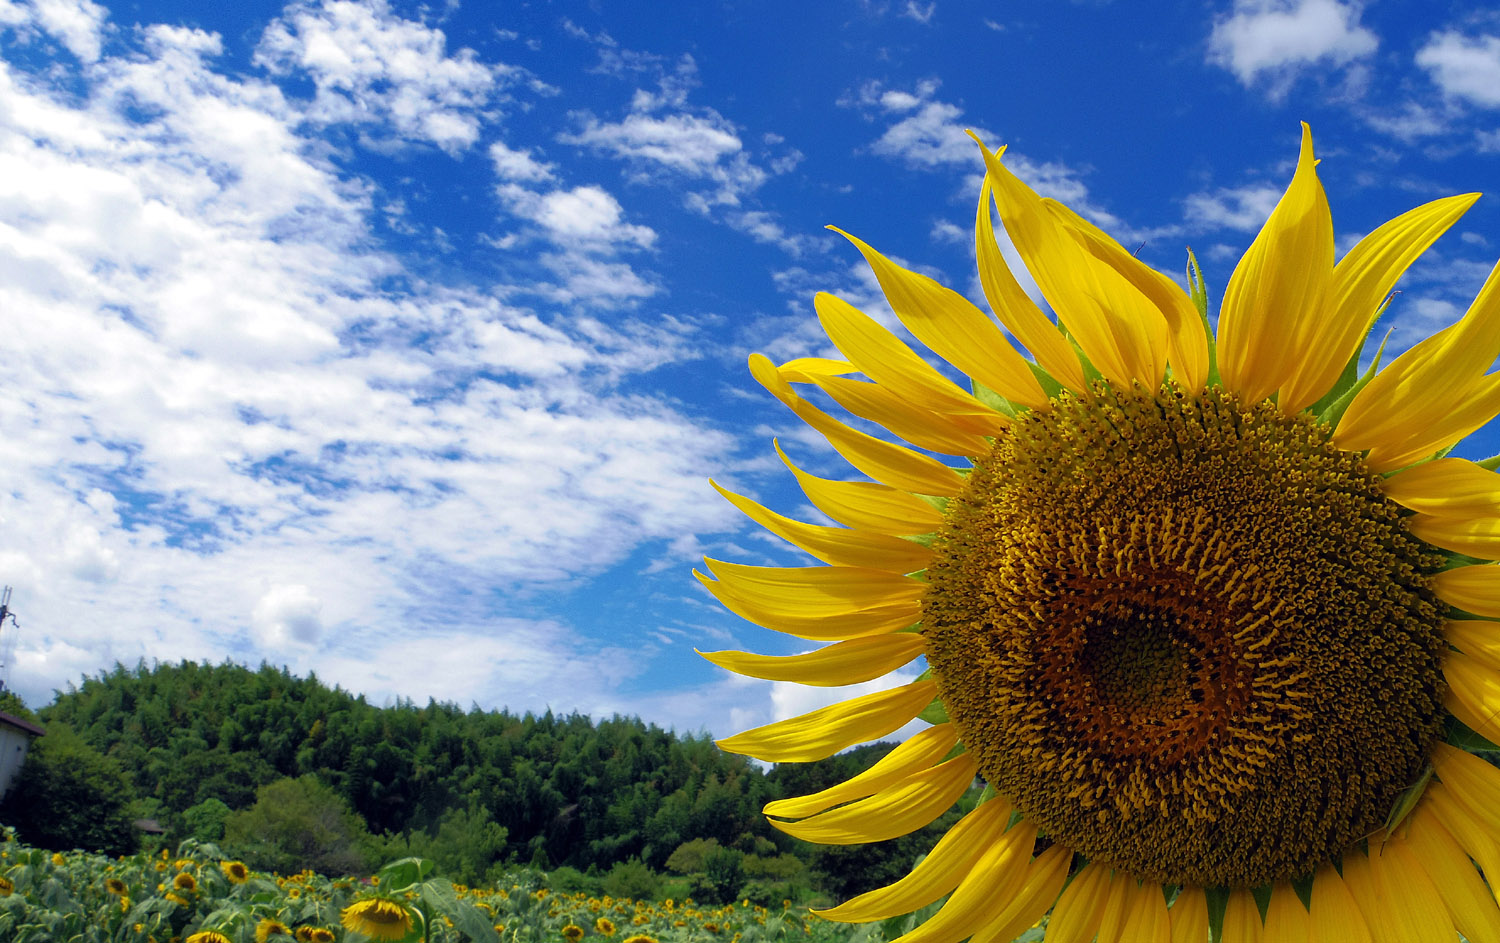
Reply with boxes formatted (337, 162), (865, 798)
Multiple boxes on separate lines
(623, 936), (658, 943)
(562, 924), (585, 942)
(0, 876), (11, 897)
(220, 860), (250, 884)
(256, 919), (294, 943)
(173, 871), (198, 893)
(105, 876), (128, 896)
(595, 917), (617, 936)
(700, 123), (1500, 941)
(51, 852), (66, 867)
(308, 930), (336, 943)
(341, 897), (416, 940)
(186, 932), (233, 943)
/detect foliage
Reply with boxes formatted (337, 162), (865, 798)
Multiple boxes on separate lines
(1, 833), (918, 943)
(222, 775), (372, 876)
(182, 798), (231, 843)
(601, 859), (661, 900)
(42, 660), (787, 873)
(1, 721), (136, 856)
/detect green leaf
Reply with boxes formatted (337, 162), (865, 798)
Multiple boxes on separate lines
(378, 857), (435, 892)
(917, 697), (950, 725)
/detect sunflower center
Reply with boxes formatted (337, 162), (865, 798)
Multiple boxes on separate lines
(922, 382), (1447, 887)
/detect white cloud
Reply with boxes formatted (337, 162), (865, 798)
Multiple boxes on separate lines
(1416, 31), (1500, 108)
(499, 183), (655, 250)
(253, 584), (323, 646)
(24, 0), (107, 62)
(254, 0), (507, 154)
(1183, 183), (1283, 232)
(0, 18), (741, 712)
(490, 140), (556, 182)
(1207, 0), (1377, 95)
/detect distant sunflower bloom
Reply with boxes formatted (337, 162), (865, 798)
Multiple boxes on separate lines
(341, 897), (415, 940)
(595, 917), (617, 936)
(220, 860), (250, 884)
(172, 871), (198, 893)
(0, 876), (12, 897)
(105, 876), (128, 896)
(623, 936), (657, 943)
(164, 891), (190, 907)
(50, 852), (65, 866)
(562, 924), (585, 942)
(701, 123), (1500, 940)
(308, 930), (335, 943)
(256, 919), (294, 942)
(186, 933), (232, 943)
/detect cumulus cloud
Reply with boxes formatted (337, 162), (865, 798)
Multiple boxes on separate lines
(1183, 184), (1283, 232)
(254, 0), (508, 153)
(1416, 31), (1500, 108)
(490, 140), (556, 182)
(1207, 0), (1377, 96)
(0, 14), (741, 713)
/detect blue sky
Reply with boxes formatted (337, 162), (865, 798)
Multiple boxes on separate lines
(2, 0), (1499, 738)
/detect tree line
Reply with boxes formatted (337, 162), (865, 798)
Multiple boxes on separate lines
(0, 660), (976, 903)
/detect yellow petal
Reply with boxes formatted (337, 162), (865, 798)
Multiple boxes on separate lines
(1218, 122), (1333, 407)
(1261, 883), (1309, 942)
(770, 754), (979, 843)
(801, 372), (993, 457)
(1220, 887), (1263, 943)
(1336, 257), (1500, 460)
(828, 232), (1048, 410)
(710, 480), (933, 573)
(1308, 862), (1372, 943)
(1442, 651), (1500, 745)
(1424, 781), (1500, 899)
(886, 829), (1035, 943)
(714, 679), (937, 762)
(968, 845), (1071, 943)
(1094, 871), (1134, 943)
(1431, 742), (1500, 843)
(1281, 192), (1479, 413)
(697, 569), (919, 640)
(704, 558), (924, 612)
(973, 135), (1168, 388)
(1045, 862), (1110, 943)
(1408, 513), (1500, 559)
(1360, 841), (1457, 943)
(976, 175), (1086, 391)
(763, 723), (959, 818)
(778, 357), (858, 380)
(1382, 457), (1500, 515)
(1366, 371), (1500, 472)
(814, 798), (1016, 922)
(1116, 879), (1171, 943)
(1044, 197), (1209, 392)
(752, 354), (964, 496)
(775, 441), (944, 536)
(1401, 804), (1500, 943)
(1169, 886), (1209, 943)
(698, 634), (925, 689)
(1433, 565), (1500, 619)
(1445, 619), (1500, 672)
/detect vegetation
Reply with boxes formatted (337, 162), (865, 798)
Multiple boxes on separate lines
(1, 660), (981, 904)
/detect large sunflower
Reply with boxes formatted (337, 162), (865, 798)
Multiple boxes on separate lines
(699, 123), (1500, 941)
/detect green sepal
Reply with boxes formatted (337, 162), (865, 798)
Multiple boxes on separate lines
(1441, 550), (1494, 572)
(1445, 711), (1500, 753)
(1316, 330), (1390, 431)
(1204, 885), (1229, 943)
(1479, 454), (1500, 471)
(1027, 360), (1065, 400)
(977, 782), (997, 803)
(1250, 884), (1272, 921)
(1290, 872), (1315, 910)
(972, 380), (1021, 418)
(1186, 248), (1219, 388)
(917, 696), (950, 725)
(915, 494), (951, 512)
(1382, 763), (1432, 835)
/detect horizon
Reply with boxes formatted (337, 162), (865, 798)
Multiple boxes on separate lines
(2, 0), (1499, 741)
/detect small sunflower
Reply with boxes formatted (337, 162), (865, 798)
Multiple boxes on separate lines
(562, 924), (585, 942)
(172, 871), (198, 893)
(256, 919), (294, 943)
(702, 123), (1500, 940)
(623, 936), (658, 943)
(164, 891), (190, 907)
(341, 897), (415, 940)
(105, 876), (128, 896)
(50, 852), (65, 866)
(220, 860), (250, 884)
(308, 930), (336, 943)
(595, 917), (617, 936)
(0, 876), (12, 897)
(186, 932), (232, 943)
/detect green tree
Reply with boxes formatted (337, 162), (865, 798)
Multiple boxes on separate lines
(182, 796), (231, 842)
(223, 774), (372, 875)
(603, 858), (662, 899)
(427, 802), (509, 886)
(2, 721), (137, 855)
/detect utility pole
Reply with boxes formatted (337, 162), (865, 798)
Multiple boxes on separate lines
(0, 587), (17, 694)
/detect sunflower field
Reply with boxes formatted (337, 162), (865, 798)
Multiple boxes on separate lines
(0, 832), (1021, 943)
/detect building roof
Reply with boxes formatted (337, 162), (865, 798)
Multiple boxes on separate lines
(0, 711), (45, 737)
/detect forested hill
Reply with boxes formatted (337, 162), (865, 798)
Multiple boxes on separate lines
(36, 660), (794, 872)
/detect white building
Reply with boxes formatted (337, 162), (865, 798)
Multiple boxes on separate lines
(0, 711), (44, 800)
